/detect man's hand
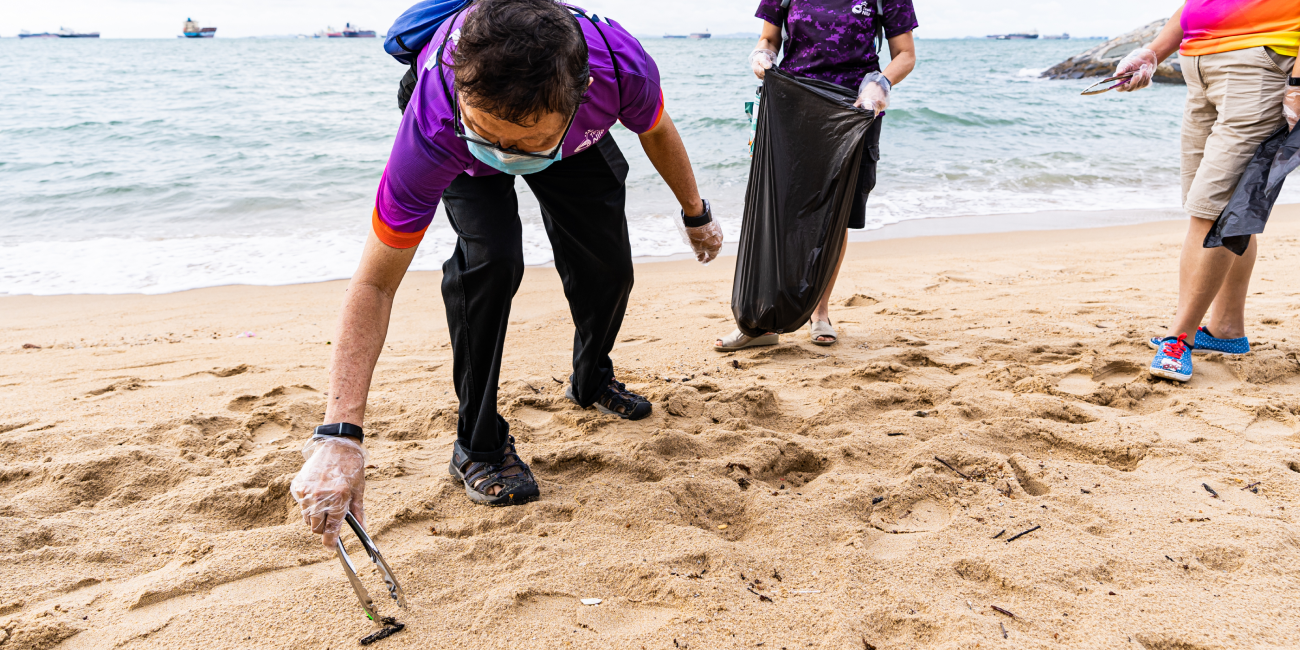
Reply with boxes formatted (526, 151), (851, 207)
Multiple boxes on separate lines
(1285, 84), (1299, 131)
(681, 200), (723, 264)
(1114, 48), (1159, 93)
(290, 436), (367, 548)
(750, 49), (777, 80)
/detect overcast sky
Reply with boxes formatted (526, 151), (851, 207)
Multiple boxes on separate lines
(4, 0), (1178, 39)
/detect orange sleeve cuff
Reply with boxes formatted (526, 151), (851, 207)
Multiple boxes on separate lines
(372, 207), (427, 249)
(648, 90), (666, 131)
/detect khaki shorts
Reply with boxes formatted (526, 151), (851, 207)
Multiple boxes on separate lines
(1180, 46), (1294, 220)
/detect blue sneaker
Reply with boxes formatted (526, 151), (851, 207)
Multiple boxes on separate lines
(1150, 333), (1193, 382)
(1148, 326), (1250, 356)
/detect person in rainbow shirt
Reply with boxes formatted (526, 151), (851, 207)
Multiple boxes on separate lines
(1112, 0), (1299, 383)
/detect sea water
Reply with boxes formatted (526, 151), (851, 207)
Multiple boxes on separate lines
(2, 37), (1294, 295)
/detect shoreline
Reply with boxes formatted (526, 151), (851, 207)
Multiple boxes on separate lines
(0, 204), (1211, 297)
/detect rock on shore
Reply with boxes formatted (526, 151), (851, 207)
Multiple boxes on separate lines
(1041, 18), (1184, 84)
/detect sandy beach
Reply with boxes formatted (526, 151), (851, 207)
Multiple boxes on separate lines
(3, 206), (1300, 650)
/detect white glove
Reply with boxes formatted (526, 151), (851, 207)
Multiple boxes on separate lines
(750, 49), (777, 80)
(1285, 85), (1299, 131)
(1114, 47), (1158, 93)
(677, 199), (723, 265)
(290, 435), (366, 548)
(855, 71), (891, 116)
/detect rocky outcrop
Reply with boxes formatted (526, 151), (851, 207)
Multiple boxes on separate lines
(1041, 19), (1184, 84)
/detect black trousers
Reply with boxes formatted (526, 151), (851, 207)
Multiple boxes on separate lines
(440, 134), (634, 463)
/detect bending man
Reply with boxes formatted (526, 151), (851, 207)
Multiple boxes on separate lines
(291, 0), (720, 546)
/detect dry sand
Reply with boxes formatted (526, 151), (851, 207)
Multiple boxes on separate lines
(4, 207), (1300, 650)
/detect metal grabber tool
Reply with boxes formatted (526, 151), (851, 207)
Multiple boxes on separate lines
(335, 512), (407, 640)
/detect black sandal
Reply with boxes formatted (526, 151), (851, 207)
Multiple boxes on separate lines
(448, 436), (540, 506)
(565, 375), (653, 421)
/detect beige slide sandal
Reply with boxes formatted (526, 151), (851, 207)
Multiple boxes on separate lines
(810, 320), (837, 346)
(714, 329), (779, 352)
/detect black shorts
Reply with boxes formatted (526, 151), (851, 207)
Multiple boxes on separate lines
(847, 114), (883, 230)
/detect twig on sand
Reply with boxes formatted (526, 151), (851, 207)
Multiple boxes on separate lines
(1000, 622), (1008, 639)
(1242, 481), (1261, 492)
(991, 605), (1016, 618)
(747, 586), (772, 602)
(1202, 483), (1219, 498)
(360, 617), (406, 645)
(1005, 525), (1041, 543)
(992, 529), (1006, 539)
(934, 456), (971, 480)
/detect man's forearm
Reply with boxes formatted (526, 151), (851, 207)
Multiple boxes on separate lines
(639, 111), (705, 216)
(324, 283), (396, 427)
(324, 232), (416, 428)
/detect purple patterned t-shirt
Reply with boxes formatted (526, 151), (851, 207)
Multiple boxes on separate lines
(755, 0), (918, 90)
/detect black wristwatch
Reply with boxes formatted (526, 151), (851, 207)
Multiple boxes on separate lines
(1289, 76), (1300, 87)
(314, 422), (364, 444)
(682, 199), (712, 227)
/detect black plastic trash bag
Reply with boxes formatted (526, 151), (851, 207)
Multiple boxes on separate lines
(732, 68), (876, 336)
(1204, 125), (1300, 255)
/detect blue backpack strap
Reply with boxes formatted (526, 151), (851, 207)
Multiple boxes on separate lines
(385, 0), (472, 66)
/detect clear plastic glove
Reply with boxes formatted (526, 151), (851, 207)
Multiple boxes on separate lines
(1114, 47), (1158, 93)
(290, 435), (366, 549)
(677, 199), (723, 264)
(750, 49), (776, 80)
(1285, 85), (1299, 132)
(855, 71), (891, 116)
(685, 221), (724, 264)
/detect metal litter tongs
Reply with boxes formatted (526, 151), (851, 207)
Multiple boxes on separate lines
(336, 512), (407, 627)
(1081, 71), (1136, 95)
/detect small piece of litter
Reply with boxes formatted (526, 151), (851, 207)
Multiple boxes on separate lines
(1202, 483), (1219, 498)
(238, 331), (256, 338)
(718, 524), (729, 530)
(580, 598), (602, 606)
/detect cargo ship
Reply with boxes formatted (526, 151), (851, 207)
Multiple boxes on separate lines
(21, 27), (100, 38)
(689, 30), (711, 39)
(987, 31), (1039, 40)
(342, 23), (376, 38)
(181, 18), (216, 38)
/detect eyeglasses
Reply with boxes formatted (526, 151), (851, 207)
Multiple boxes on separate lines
(451, 96), (577, 160)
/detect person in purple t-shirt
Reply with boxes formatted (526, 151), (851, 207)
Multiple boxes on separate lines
(715, 0), (918, 350)
(290, 0), (722, 538)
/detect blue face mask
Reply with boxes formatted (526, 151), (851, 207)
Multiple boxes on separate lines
(463, 122), (564, 176)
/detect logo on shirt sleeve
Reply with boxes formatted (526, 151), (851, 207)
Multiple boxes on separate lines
(575, 128), (607, 153)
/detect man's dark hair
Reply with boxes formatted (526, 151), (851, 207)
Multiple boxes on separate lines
(451, 0), (590, 127)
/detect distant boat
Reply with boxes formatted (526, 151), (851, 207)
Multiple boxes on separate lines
(988, 30), (1039, 40)
(663, 34), (687, 39)
(21, 27), (100, 38)
(689, 30), (711, 39)
(181, 18), (216, 38)
(322, 26), (344, 38)
(342, 23), (376, 38)
(1042, 33), (1070, 40)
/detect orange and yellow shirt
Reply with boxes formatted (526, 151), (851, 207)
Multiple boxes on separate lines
(1180, 0), (1299, 58)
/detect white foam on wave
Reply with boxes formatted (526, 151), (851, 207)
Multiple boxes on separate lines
(5, 178), (1296, 296)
